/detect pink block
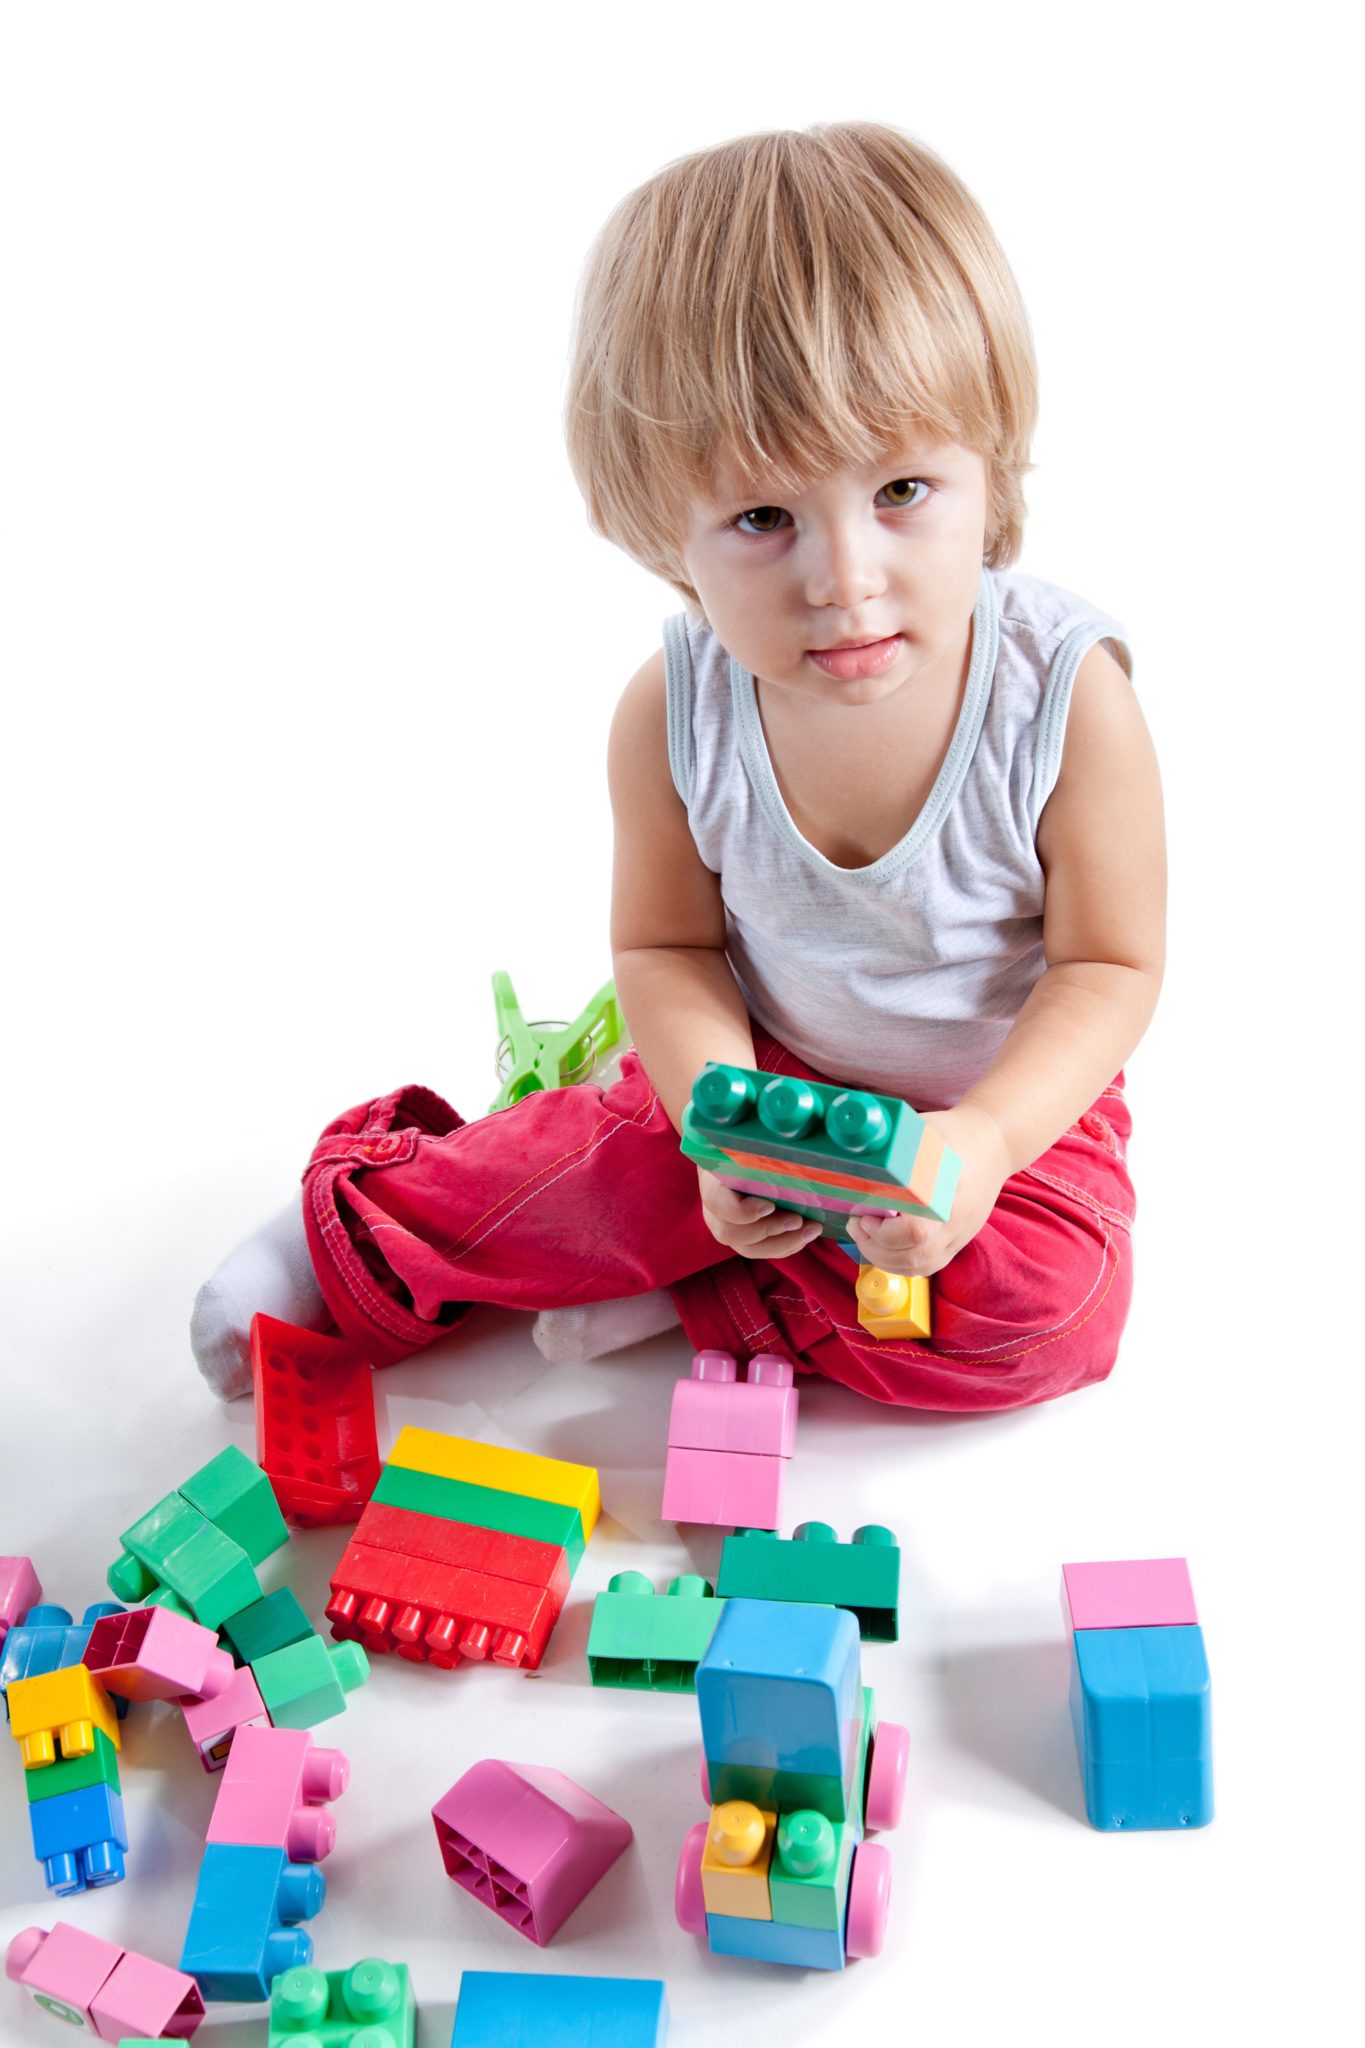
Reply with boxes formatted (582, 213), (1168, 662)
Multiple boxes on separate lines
(661, 1444), (786, 1529)
(179, 1663), (269, 1771)
(90, 1949), (205, 2041)
(719, 1172), (893, 1222)
(6, 1922), (123, 2032)
(206, 1723), (348, 1861)
(432, 1758), (632, 1945)
(85, 1606), (234, 1705)
(0, 1556), (42, 1642)
(1061, 1558), (1198, 1633)
(668, 1350), (798, 1457)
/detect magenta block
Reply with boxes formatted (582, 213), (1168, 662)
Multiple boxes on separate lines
(668, 1350), (799, 1458)
(206, 1723), (348, 1862)
(1061, 1558), (1198, 1634)
(0, 1556), (42, 1643)
(180, 1662), (269, 1771)
(85, 1606), (234, 1705)
(719, 1172), (893, 1222)
(432, 1758), (632, 1945)
(661, 1444), (786, 1529)
(90, 1948), (206, 2040)
(7, 1921), (122, 2031)
(5, 1921), (204, 2040)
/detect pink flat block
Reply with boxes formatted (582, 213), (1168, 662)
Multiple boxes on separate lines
(206, 1723), (348, 1861)
(661, 1444), (786, 1529)
(1060, 1558), (1197, 1633)
(432, 1758), (632, 1945)
(719, 1172), (894, 1222)
(180, 1663), (269, 1772)
(668, 1351), (799, 1458)
(0, 1556), (42, 1642)
(85, 1606), (234, 1705)
(89, 1948), (206, 2041)
(6, 1922), (124, 2032)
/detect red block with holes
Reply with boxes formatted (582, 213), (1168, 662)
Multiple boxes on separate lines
(349, 1501), (570, 1599)
(431, 1759), (632, 1945)
(325, 1541), (563, 1670)
(250, 1314), (380, 1527)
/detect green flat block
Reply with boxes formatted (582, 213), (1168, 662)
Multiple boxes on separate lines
(23, 1727), (121, 1804)
(179, 1445), (290, 1566)
(110, 1493), (263, 1630)
(717, 1524), (900, 1641)
(687, 1063), (937, 1193)
(586, 1571), (724, 1692)
(252, 1633), (369, 1728)
(269, 1956), (414, 2047)
(372, 1464), (587, 1573)
(769, 1812), (855, 1931)
(220, 1587), (314, 1666)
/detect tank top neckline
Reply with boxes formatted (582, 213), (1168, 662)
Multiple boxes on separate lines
(725, 567), (1000, 884)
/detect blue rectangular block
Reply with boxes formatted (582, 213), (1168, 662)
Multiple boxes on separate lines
(1070, 1622), (1213, 1831)
(451, 1972), (669, 2047)
(28, 1781), (128, 1895)
(697, 1599), (860, 1789)
(705, 1912), (846, 1971)
(181, 1842), (326, 2000)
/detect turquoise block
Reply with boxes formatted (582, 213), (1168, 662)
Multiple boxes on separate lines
(1070, 1622), (1213, 1830)
(705, 1912), (845, 1970)
(697, 1599), (860, 1790)
(451, 1972), (668, 2046)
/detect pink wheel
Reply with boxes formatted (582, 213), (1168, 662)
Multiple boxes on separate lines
(699, 1756), (711, 1803)
(675, 1822), (709, 1936)
(844, 1841), (892, 1959)
(864, 1720), (910, 1831)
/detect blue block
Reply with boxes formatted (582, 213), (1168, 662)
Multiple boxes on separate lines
(1070, 1623), (1213, 1831)
(2, 1602), (130, 1720)
(27, 1781), (128, 1895)
(705, 1913), (846, 1971)
(451, 1972), (669, 2047)
(697, 1599), (860, 1784)
(181, 1842), (325, 2001)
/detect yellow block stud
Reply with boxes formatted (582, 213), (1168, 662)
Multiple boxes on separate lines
(700, 1799), (776, 1921)
(856, 1265), (932, 1339)
(386, 1427), (601, 1538)
(8, 1665), (121, 1770)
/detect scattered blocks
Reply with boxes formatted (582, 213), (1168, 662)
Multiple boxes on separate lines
(180, 1842), (326, 2002)
(28, 1781), (129, 1895)
(661, 1352), (796, 1529)
(180, 1662), (270, 1772)
(586, 1572), (724, 1691)
(716, 1523), (901, 1641)
(8, 1663), (121, 1769)
(451, 1970), (667, 2048)
(432, 1759), (632, 1946)
(268, 1957), (414, 2047)
(85, 1606), (234, 1705)
(7, 1921), (205, 2040)
(252, 1313), (381, 1529)
(206, 1724), (348, 1862)
(0, 1555), (41, 1646)
(251, 1635), (369, 1731)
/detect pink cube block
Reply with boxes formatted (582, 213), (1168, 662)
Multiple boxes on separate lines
(90, 1949), (206, 2041)
(179, 1662), (269, 1771)
(432, 1758), (632, 1945)
(85, 1606), (234, 1705)
(5, 1922), (204, 2040)
(206, 1723), (348, 1861)
(0, 1556), (42, 1643)
(661, 1444), (786, 1529)
(1061, 1558), (1198, 1634)
(668, 1350), (799, 1457)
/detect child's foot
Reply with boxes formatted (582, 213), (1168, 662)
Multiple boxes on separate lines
(532, 1289), (680, 1365)
(190, 1198), (329, 1401)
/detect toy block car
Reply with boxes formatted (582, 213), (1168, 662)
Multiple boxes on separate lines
(7, 1921), (205, 2039)
(251, 1314), (381, 1529)
(268, 1956), (414, 2046)
(716, 1523), (900, 1640)
(451, 1970), (667, 2048)
(586, 1572), (725, 1691)
(433, 1759), (632, 1945)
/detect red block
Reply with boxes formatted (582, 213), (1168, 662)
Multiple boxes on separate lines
(326, 1541), (563, 1671)
(251, 1314), (380, 1527)
(352, 1501), (569, 1602)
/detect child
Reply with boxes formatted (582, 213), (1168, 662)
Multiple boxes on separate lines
(193, 121), (1164, 1412)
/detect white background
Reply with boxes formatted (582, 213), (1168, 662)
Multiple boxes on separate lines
(1, 5), (1357, 2043)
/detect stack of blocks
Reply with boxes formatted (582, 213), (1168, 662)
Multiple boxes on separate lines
(6, 1922), (204, 2040)
(716, 1523), (901, 1641)
(586, 1572), (725, 1692)
(661, 1351), (798, 1529)
(328, 1427), (599, 1670)
(1062, 1557), (1214, 1831)
(451, 1971), (667, 2048)
(267, 1957), (414, 2046)
(3, 1601), (131, 1720)
(251, 1313), (382, 1528)
(8, 1660), (129, 1895)
(432, 1759), (632, 1945)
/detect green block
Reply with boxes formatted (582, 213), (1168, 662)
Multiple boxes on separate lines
(371, 1464), (586, 1573)
(23, 1728), (121, 1804)
(768, 1811), (855, 1931)
(269, 1957), (414, 2047)
(252, 1634), (369, 1729)
(179, 1445), (290, 1566)
(220, 1587), (314, 1666)
(109, 1493), (262, 1630)
(586, 1572), (725, 1692)
(717, 1523), (900, 1641)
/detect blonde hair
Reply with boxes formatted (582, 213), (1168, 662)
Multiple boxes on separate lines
(564, 122), (1038, 612)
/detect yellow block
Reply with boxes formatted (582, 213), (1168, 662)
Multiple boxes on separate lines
(856, 1266), (932, 1339)
(700, 1800), (776, 1921)
(386, 1426), (600, 1537)
(7, 1666), (122, 1770)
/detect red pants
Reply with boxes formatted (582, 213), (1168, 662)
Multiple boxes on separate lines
(301, 1028), (1136, 1412)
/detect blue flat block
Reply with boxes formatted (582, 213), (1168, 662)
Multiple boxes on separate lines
(706, 1913), (846, 1971)
(2, 1602), (130, 1720)
(1071, 1623), (1213, 1831)
(28, 1781), (128, 1895)
(181, 1842), (325, 2001)
(697, 1599), (860, 1785)
(451, 1972), (669, 2047)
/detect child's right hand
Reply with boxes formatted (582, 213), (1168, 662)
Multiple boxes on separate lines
(696, 1168), (824, 1260)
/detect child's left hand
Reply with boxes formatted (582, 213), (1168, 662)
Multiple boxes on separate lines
(845, 1103), (1012, 1280)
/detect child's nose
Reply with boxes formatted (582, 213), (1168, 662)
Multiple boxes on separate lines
(802, 522), (887, 609)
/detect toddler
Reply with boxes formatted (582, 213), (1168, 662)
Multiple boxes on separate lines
(193, 122), (1164, 1411)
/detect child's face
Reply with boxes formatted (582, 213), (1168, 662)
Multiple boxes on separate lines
(680, 439), (989, 707)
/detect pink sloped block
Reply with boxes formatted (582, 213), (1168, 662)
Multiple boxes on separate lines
(89, 1948), (205, 2041)
(0, 1556), (42, 1641)
(85, 1606), (234, 1705)
(180, 1662), (269, 1771)
(661, 1444), (786, 1530)
(668, 1350), (798, 1457)
(1060, 1558), (1198, 1634)
(206, 1723), (348, 1861)
(6, 1922), (122, 2031)
(432, 1757), (632, 1945)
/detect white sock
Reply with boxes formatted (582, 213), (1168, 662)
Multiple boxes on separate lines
(531, 1289), (681, 1366)
(190, 1197), (328, 1401)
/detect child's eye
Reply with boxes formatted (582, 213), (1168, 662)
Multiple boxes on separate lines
(880, 477), (931, 509)
(735, 505), (787, 535)
(733, 478), (930, 534)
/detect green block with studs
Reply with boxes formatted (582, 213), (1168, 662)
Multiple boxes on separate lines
(22, 1727), (121, 1805)
(108, 1492), (262, 1629)
(179, 1445), (289, 1566)
(768, 1809), (856, 1931)
(717, 1522), (901, 1641)
(586, 1571), (725, 1692)
(251, 1633), (369, 1729)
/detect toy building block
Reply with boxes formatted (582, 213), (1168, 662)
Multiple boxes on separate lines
(350, 1500), (571, 1596)
(586, 1572), (725, 1691)
(699, 1799), (776, 1920)
(489, 968), (624, 1113)
(704, 1911), (847, 1970)
(370, 1465), (589, 1570)
(432, 1759), (632, 1946)
(696, 1600), (860, 1819)
(180, 1842), (326, 2002)
(84, 1607), (234, 1705)
(0, 1555), (41, 1645)
(9, 1664), (121, 1769)
(22, 1728), (120, 1806)
(385, 1427), (601, 1538)
(767, 1809), (855, 1931)
(3, 1602), (130, 1718)
(716, 1524), (901, 1641)
(220, 1589), (316, 1667)
(325, 1540), (562, 1670)
(207, 1724), (348, 1862)
(251, 1313), (381, 1529)
(661, 1444), (786, 1531)
(451, 1971), (668, 2048)
(28, 1781), (128, 1894)
(269, 1957), (414, 2047)
(180, 1662), (269, 1772)
(855, 1265), (932, 1340)
(251, 1636), (368, 1730)
(666, 1350), (799, 1457)
(107, 1494), (262, 1631)
(1061, 1557), (1198, 1634)
(7, 1921), (205, 2040)
(179, 1445), (290, 1566)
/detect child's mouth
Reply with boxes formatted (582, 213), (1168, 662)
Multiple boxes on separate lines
(807, 634), (903, 681)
